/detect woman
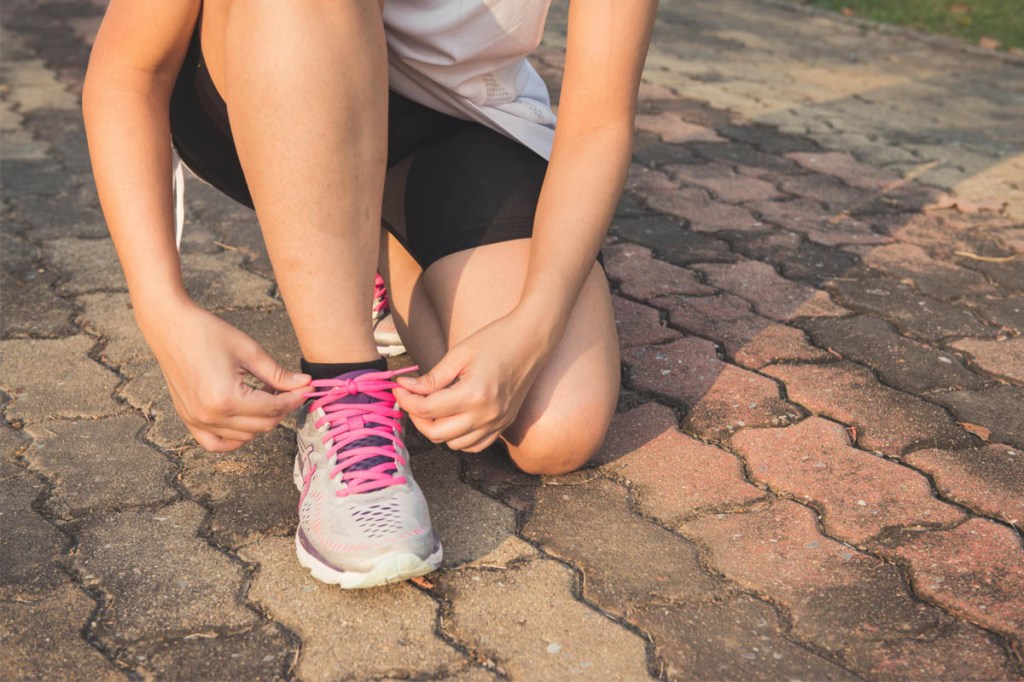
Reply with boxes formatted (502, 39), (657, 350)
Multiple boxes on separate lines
(83, 0), (658, 588)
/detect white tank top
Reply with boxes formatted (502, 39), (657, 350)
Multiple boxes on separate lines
(382, 0), (557, 160)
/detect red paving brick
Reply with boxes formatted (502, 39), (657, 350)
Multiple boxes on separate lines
(763, 361), (976, 457)
(597, 403), (766, 524)
(626, 166), (763, 232)
(732, 417), (965, 545)
(679, 500), (1013, 675)
(694, 260), (848, 322)
(785, 151), (901, 191)
(666, 162), (782, 202)
(951, 337), (1024, 384)
(877, 518), (1024, 653)
(634, 111), (724, 143)
(904, 444), (1024, 527)
(623, 336), (801, 441)
(610, 295), (680, 349)
(862, 243), (991, 300)
(604, 242), (713, 299)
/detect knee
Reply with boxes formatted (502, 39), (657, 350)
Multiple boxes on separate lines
(504, 410), (612, 477)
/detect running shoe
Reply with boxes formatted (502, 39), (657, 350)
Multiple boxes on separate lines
(373, 274), (406, 357)
(293, 367), (442, 588)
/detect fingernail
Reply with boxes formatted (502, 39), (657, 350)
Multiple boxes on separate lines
(396, 376), (415, 386)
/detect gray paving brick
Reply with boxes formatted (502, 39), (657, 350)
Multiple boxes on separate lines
(0, 469), (68, 599)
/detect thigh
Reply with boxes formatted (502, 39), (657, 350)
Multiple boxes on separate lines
(420, 240), (620, 469)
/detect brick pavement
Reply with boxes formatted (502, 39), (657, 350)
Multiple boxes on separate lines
(2, 0), (1023, 679)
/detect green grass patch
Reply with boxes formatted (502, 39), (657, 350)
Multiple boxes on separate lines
(798, 0), (1024, 50)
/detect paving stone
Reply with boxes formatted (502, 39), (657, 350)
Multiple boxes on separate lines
(666, 162), (781, 202)
(961, 293), (1024, 332)
(695, 260), (847, 321)
(611, 295), (680, 349)
(0, 581), (124, 681)
(434, 559), (650, 680)
(611, 215), (740, 266)
(623, 337), (800, 441)
(1, 335), (120, 422)
(656, 292), (805, 363)
(932, 385), (1024, 450)
(716, 123), (821, 155)
(763, 361), (976, 458)
(0, 268), (76, 338)
(689, 141), (799, 174)
(117, 360), (193, 450)
(179, 429), (296, 550)
(733, 418), (965, 544)
(631, 129), (706, 168)
(634, 111), (724, 143)
(523, 478), (717, 615)
(680, 500), (950, 655)
(604, 243), (713, 299)
(775, 172), (874, 210)
(76, 292), (150, 369)
(0, 469), (68, 599)
(23, 415), (177, 520)
(632, 595), (857, 681)
(4, 191), (108, 240)
(413, 448), (518, 568)
(877, 519), (1024, 651)
(1, 422), (29, 480)
(626, 165), (763, 232)
(240, 536), (466, 680)
(595, 403), (765, 524)
(905, 444), (1024, 527)
(76, 501), (259, 645)
(828, 273), (993, 342)
(785, 151), (901, 191)
(732, 324), (832, 370)
(218, 307), (304, 375)
(745, 198), (889, 248)
(802, 315), (989, 394)
(862, 243), (990, 300)
(132, 624), (294, 682)
(951, 337), (1024, 383)
(961, 255), (1024, 292)
(460, 448), (543, 515)
(726, 230), (861, 285)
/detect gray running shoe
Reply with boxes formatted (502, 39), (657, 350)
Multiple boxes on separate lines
(373, 274), (406, 357)
(293, 368), (441, 588)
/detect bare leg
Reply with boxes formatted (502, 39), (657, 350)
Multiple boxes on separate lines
(201, 0), (388, 363)
(383, 235), (621, 475)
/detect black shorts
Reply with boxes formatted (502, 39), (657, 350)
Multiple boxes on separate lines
(169, 20), (548, 269)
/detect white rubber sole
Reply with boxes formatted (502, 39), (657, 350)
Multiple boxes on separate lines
(375, 342), (407, 357)
(295, 532), (442, 589)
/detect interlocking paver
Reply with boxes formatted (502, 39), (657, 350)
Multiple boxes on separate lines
(0, 235), (75, 338)
(666, 161), (781, 202)
(133, 625), (294, 682)
(0, 581), (124, 681)
(627, 165), (763, 232)
(604, 242), (713, 299)
(611, 215), (740, 266)
(433, 559), (651, 680)
(179, 430), (297, 550)
(732, 417), (965, 544)
(523, 478), (717, 614)
(1, 335), (121, 422)
(596, 403), (765, 523)
(726, 229), (861, 284)
(680, 500), (1014, 676)
(802, 315), (989, 394)
(23, 415), (177, 520)
(76, 501), (259, 645)
(862, 243), (991, 300)
(877, 519), (1024, 654)
(117, 361), (192, 449)
(962, 293), (1024, 331)
(764, 361), (975, 457)
(904, 444), (1024, 526)
(932, 385), (1024, 449)
(611, 295), (681, 349)
(632, 595), (857, 681)
(951, 337), (1024, 383)
(623, 336), (801, 440)
(240, 536), (466, 680)
(785, 151), (901, 191)
(0, 469), (68, 600)
(695, 260), (848, 321)
(414, 448), (518, 567)
(827, 272), (994, 342)
(635, 111), (724, 143)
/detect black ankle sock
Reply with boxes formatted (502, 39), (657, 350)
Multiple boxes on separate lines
(300, 357), (387, 382)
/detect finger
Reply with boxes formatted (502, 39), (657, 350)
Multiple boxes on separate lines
(217, 414), (282, 434)
(205, 425), (257, 443)
(395, 383), (471, 420)
(395, 349), (464, 395)
(191, 427), (248, 453)
(447, 429), (500, 454)
(232, 385), (311, 419)
(415, 413), (476, 445)
(241, 343), (311, 392)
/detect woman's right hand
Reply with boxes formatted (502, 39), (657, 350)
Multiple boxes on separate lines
(137, 298), (312, 452)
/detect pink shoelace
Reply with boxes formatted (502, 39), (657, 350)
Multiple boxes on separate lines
(373, 273), (389, 317)
(305, 366), (418, 497)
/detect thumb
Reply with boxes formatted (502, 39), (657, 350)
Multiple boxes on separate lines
(396, 351), (463, 395)
(242, 344), (311, 392)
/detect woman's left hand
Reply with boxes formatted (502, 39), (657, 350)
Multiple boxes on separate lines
(394, 309), (555, 453)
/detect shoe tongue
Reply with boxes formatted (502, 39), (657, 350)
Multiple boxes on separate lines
(328, 368), (393, 474)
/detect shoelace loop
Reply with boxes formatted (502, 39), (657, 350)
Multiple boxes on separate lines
(373, 274), (389, 316)
(305, 366), (418, 497)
